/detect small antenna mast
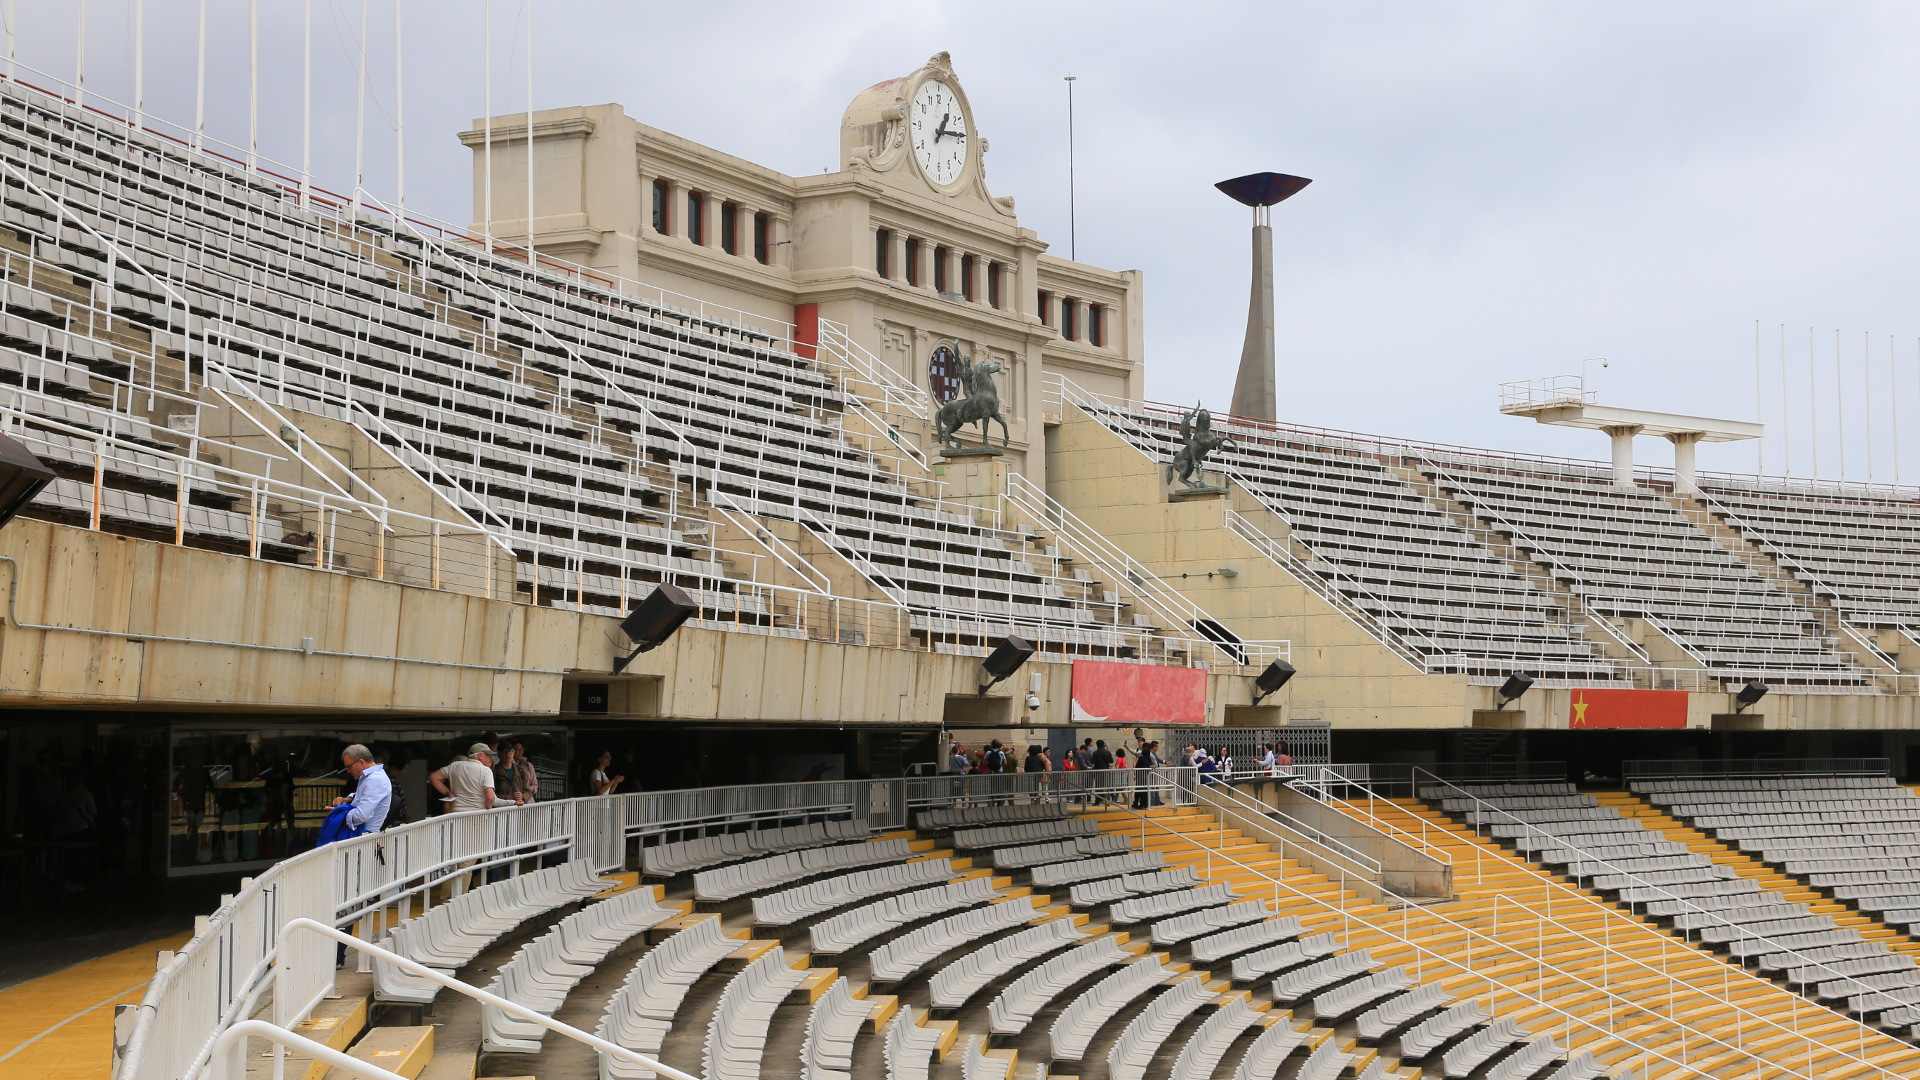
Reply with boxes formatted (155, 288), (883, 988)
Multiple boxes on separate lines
(1064, 74), (1077, 261)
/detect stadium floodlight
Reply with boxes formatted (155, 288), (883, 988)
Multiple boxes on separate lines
(1494, 672), (1535, 711)
(1251, 659), (1297, 706)
(611, 583), (699, 673)
(1216, 171), (1312, 424)
(1733, 680), (1770, 713)
(979, 636), (1036, 695)
(0, 431), (53, 531)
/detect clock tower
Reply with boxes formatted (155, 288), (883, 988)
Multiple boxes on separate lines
(462, 52), (1144, 488)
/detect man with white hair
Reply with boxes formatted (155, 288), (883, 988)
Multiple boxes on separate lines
(329, 743), (393, 833)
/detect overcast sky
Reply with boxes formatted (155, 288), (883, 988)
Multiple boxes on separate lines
(16, 1), (1920, 484)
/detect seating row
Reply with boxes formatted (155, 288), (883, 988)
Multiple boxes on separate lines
(752, 858), (954, 925)
(373, 861), (612, 1003)
(641, 818), (869, 876)
(810, 875), (999, 955)
(482, 885), (681, 1053)
(693, 838), (912, 900)
(702, 948), (809, 1080)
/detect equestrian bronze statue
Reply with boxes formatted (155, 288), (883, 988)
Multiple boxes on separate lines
(933, 346), (1010, 451)
(1168, 403), (1234, 491)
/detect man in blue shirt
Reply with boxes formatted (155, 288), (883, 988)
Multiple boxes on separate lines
(330, 743), (392, 833)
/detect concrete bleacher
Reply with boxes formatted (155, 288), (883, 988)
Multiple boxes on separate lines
(1420, 776), (1920, 1039)
(1699, 481), (1920, 635)
(1120, 409), (1622, 681)
(0, 76), (1155, 659)
(1422, 457), (1867, 684)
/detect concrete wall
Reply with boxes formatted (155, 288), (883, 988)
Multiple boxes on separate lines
(1232, 779), (1452, 899)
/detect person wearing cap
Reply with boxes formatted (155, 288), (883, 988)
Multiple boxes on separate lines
(437, 743), (505, 812)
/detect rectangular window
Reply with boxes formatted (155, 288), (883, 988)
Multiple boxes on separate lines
(960, 254), (975, 301)
(687, 191), (705, 245)
(933, 246), (950, 293)
(1036, 290), (1051, 327)
(720, 202), (738, 255)
(874, 228), (891, 278)
(753, 213), (770, 264)
(1088, 303), (1104, 347)
(987, 262), (1002, 309)
(1061, 299), (1078, 341)
(904, 238), (921, 286)
(651, 180), (670, 234)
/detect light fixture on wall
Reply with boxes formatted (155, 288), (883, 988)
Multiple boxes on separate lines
(1733, 680), (1769, 713)
(1494, 672), (1534, 711)
(612, 583), (699, 673)
(0, 432), (53, 530)
(1251, 659), (1297, 706)
(978, 635), (1035, 695)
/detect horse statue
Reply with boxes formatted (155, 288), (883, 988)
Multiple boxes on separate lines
(1168, 403), (1234, 490)
(933, 349), (1010, 451)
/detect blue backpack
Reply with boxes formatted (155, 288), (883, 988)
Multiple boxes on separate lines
(317, 802), (368, 846)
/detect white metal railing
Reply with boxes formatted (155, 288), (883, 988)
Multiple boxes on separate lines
(816, 318), (931, 420)
(1003, 472), (1290, 667)
(1095, 794), (1874, 1080)
(1412, 768), (1920, 1067)
(1498, 374), (1595, 412)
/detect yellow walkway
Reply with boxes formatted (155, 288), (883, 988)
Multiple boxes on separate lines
(0, 933), (188, 1080)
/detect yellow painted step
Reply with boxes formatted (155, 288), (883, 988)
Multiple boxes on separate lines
(326, 1026), (432, 1080)
(290, 995), (368, 1080)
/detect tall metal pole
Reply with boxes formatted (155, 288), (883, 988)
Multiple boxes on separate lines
(1835, 328), (1846, 479)
(1779, 324), (1789, 477)
(1808, 326), (1819, 477)
(351, 0), (367, 217)
(300, 0), (311, 206)
(194, 0), (206, 149)
(1864, 329), (1874, 481)
(524, 0), (535, 266)
(1754, 320), (1764, 475)
(73, 0), (86, 108)
(248, 0), (258, 172)
(483, 0), (492, 242)
(132, 0), (143, 128)
(1065, 74), (1077, 262)
(394, 0), (405, 211)
(1892, 334), (1901, 486)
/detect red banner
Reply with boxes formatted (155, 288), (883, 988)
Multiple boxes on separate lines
(1070, 661), (1208, 726)
(1569, 688), (1688, 729)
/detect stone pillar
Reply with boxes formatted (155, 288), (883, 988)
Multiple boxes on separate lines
(1668, 432), (1703, 494)
(1229, 221), (1276, 421)
(889, 232), (908, 282)
(1606, 425), (1643, 490)
(667, 181), (688, 238)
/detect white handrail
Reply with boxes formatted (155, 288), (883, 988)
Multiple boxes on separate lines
(208, 1020), (407, 1080)
(1003, 473), (1286, 664)
(276, 919), (702, 1080)
(1413, 766), (1920, 1064)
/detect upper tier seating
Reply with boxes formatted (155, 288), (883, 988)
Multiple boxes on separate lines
(1699, 480), (1920, 629)
(1424, 456), (1865, 683)
(0, 79), (1153, 657)
(1104, 407), (1619, 679)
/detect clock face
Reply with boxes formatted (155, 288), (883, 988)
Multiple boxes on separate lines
(910, 80), (969, 187)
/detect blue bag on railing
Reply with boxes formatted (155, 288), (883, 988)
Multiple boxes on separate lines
(317, 802), (368, 846)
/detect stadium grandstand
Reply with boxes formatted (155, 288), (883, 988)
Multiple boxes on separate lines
(0, 19), (1919, 1080)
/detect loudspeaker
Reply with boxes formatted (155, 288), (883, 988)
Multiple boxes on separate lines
(620, 583), (699, 652)
(1734, 680), (1769, 711)
(1252, 659), (1296, 705)
(0, 431), (53, 531)
(978, 635), (1035, 693)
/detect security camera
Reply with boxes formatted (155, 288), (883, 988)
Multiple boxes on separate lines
(1025, 692), (1041, 711)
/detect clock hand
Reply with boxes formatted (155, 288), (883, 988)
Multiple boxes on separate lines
(934, 112), (950, 142)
